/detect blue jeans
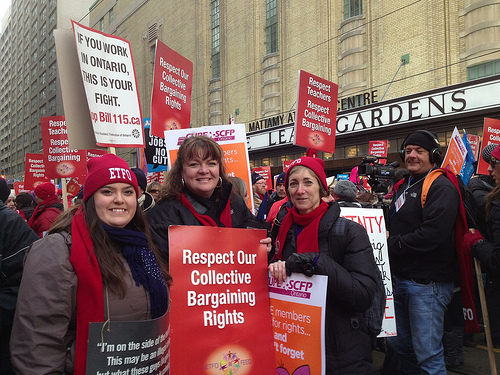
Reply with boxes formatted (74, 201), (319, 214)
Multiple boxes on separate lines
(387, 277), (454, 375)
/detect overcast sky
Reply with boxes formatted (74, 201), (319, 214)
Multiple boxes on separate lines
(0, 1), (11, 23)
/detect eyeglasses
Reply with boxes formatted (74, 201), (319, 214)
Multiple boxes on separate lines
(149, 189), (160, 193)
(255, 181), (266, 185)
(490, 158), (500, 168)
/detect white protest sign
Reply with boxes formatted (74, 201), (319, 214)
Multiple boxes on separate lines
(340, 207), (397, 337)
(71, 20), (144, 148)
(163, 124), (254, 209)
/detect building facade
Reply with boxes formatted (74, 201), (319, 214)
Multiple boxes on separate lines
(4, 0), (499, 180)
(0, 0), (93, 180)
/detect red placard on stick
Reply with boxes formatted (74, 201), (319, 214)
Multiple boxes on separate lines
(368, 140), (388, 164)
(168, 226), (275, 374)
(478, 118), (500, 175)
(24, 153), (48, 191)
(71, 20), (144, 148)
(294, 70), (338, 153)
(151, 40), (193, 137)
(40, 116), (87, 179)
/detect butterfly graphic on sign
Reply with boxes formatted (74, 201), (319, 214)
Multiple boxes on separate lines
(276, 365), (311, 375)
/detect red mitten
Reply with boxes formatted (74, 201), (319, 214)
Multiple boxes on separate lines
(463, 230), (484, 252)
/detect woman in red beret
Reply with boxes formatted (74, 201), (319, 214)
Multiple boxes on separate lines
(269, 156), (379, 374)
(11, 154), (171, 375)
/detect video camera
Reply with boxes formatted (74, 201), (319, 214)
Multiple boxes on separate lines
(357, 155), (399, 194)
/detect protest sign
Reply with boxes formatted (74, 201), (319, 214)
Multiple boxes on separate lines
(460, 131), (476, 186)
(86, 312), (169, 375)
(441, 127), (467, 175)
(294, 70), (338, 153)
(269, 274), (328, 375)
(146, 172), (165, 185)
(368, 140), (388, 164)
(168, 226), (275, 374)
(164, 124), (253, 209)
(340, 207), (396, 337)
(13, 181), (27, 195)
(143, 118), (168, 172)
(151, 40), (193, 137)
(24, 153), (47, 191)
(54, 28), (97, 150)
(71, 20), (144, 148)
(478, 118), (500, 175)
(467, 134), (480, 162)
(252, 166), (272, 190)
(40, 116), (87, 179)
(283, 160), (293, 172)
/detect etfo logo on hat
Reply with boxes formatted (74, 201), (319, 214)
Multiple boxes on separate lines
(83, 154), (139, 201)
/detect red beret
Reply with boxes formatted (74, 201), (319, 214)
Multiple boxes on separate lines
(83, 154), (139, 202)
(285, 157), (327, 192)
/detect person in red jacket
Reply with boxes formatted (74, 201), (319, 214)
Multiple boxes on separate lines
(28, 182), (63, 237)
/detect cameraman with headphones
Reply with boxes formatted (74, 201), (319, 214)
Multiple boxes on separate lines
(387, 130), (460, 374)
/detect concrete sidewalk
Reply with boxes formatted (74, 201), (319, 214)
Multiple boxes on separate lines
(372, 333), (500, 374)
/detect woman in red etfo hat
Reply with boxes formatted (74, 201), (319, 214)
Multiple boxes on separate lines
(269, 156), (379, 374)
(11, 154), (171, 375)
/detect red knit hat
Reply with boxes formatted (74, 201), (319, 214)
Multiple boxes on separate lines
(285, 156), (327, 192)
(83, 154), (139, 202)
(34, 182), (57, 201)
(491, 144), (500, 162)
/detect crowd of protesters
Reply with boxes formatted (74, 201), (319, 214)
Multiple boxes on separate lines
(2, 131), (500, 374)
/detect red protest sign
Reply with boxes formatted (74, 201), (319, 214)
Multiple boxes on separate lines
(467, 134), (480, 162)
(252, 166), (272, 190)
(294, 70), (338, 153)
(24, 153), (48, 191)
(13, 181), (27, 195)
(368, 140), (388, 164)
(40, 116), (87, 179)
(478, 118), (500, 175)
(151, 40), (193, 137)
(168, 226), (275, 374)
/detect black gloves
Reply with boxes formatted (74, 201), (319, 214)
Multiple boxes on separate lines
(285, 252), (320, 277)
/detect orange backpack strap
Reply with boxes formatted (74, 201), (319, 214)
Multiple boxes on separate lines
(421, 169), (445, 207)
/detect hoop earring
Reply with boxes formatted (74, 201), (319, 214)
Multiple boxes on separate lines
(216, 177), (223, 188)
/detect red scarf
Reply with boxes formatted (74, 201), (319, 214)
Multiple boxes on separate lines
(179, 193), (232, 227)
(275, 200), (329, 260)
(69, 208), (104, 375)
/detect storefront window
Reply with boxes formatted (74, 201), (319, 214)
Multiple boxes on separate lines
(346, 145), (357, 158)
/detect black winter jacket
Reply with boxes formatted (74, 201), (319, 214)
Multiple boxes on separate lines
(474, 200), (500, 276)
(0, 204), (39, 373)
(147, 186), (269, 262)
(388, 171), (459, 282)
(271, 202), (378, 374)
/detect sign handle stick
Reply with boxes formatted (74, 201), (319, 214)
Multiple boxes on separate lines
(61, 178), (68, 211)
(474, 258), (498, 375)
(163, 170), (167, 181)
(108, 147), (116, 155)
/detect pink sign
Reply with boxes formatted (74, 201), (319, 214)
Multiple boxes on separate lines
(151, 40), (193, 137)
(294, 70), (338, 153)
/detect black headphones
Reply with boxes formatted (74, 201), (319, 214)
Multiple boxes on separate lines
(398, 130), (442, 164)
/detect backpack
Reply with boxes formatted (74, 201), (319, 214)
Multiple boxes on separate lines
(328, 217), (386, 343)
